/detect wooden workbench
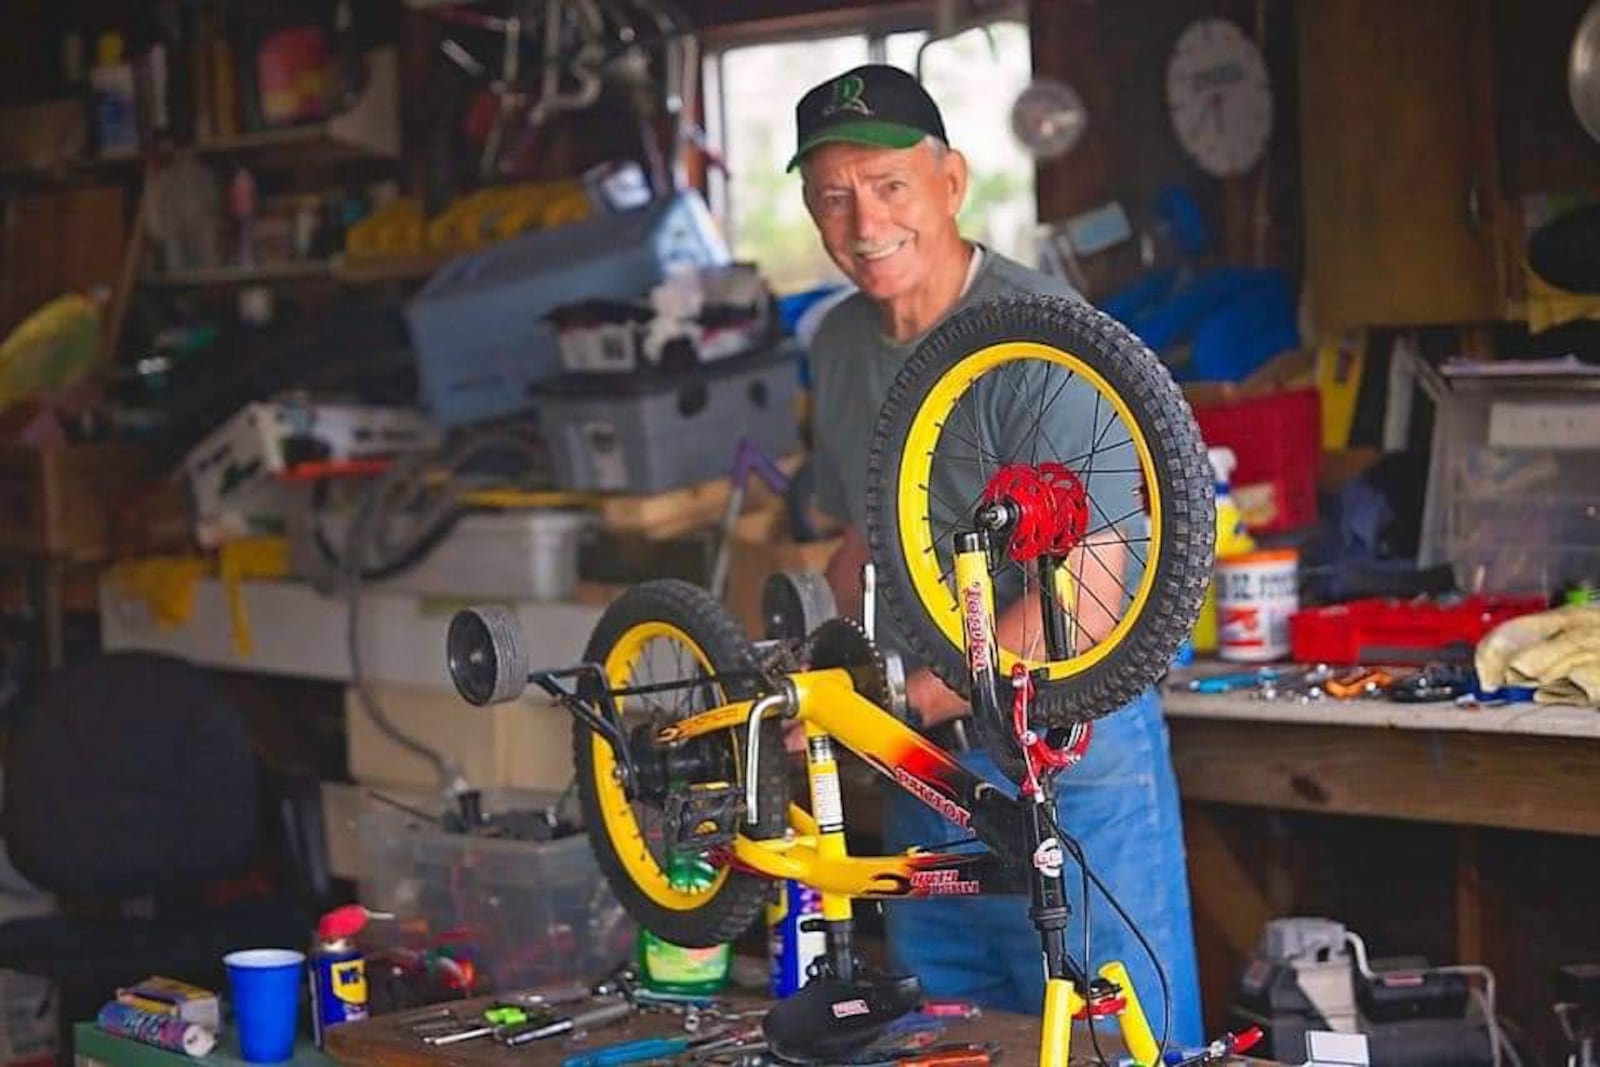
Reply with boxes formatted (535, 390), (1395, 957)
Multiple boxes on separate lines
(319, 991), (1211, 1066)
(1163, 663), (1600, 1064)
(1163, 666), (1600, 837)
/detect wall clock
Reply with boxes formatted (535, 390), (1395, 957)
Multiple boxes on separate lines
(1010, 78), (1090, 160)
(1166, 17), (1273, 178)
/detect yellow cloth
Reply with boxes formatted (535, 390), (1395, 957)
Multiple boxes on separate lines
(1475, 605), (1600, 706)
(107, 557), (209, 628)
(107, 536), (291, 656)
(218, 537), (290, 656)
(1523, 258), (1600, 334)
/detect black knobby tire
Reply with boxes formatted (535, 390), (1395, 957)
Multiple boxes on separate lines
(573, 579), (788, 948)
(865, 295), (1214, 728)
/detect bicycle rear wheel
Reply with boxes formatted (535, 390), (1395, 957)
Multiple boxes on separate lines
(573, 580), (787, 948)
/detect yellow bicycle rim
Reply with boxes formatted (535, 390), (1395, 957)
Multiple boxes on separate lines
(594, 621), (733, 910)
(895, 340), (1162, 682)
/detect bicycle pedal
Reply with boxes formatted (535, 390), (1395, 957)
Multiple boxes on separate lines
(665, 781), (743, 852)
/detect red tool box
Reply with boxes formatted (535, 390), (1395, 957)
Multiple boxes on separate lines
(1287, 595), (1549, 665)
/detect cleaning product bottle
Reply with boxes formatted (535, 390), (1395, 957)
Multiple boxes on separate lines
(1193, 447), (1256, 653)
(768, 879), (826, 998)
(637, 853), (731, 995)
(90, 33), (139, 154)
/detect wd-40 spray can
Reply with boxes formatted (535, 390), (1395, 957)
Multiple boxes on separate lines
(310, 906), (389, 1046)
(767, 879), (826, 998)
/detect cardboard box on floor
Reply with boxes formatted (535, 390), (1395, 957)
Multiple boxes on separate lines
(344, 682), (576, 794)
(725, 506), (841, 639)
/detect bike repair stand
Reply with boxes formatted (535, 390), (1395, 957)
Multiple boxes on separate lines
(972, 524), (1161, 1066)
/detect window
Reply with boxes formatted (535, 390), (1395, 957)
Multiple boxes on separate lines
(704, 19), (1037, 294)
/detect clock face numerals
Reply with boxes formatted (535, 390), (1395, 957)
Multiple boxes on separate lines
(1166, 17), (1273, 177)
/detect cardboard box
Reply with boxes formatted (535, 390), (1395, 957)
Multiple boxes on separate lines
(344, 683), (576, 792)
(0, 444), (146, 560)
(724, 506), (841, 638)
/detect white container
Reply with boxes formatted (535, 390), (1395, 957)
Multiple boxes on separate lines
(1217, 548), (1299, 662)
(381, 510), (593, 601)
(184, 398), (439, 528)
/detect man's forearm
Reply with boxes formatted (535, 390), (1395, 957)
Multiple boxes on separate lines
(909, 536), (1131, 728)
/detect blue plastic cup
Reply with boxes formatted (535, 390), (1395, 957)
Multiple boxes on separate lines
(224, 948), (306, 1063)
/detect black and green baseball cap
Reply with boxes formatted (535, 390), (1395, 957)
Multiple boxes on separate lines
(787, 64), (948, 172)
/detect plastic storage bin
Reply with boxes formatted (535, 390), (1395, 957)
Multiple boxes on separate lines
(293, 510), (595, 600)
(405, 192), (730, 428)
(1288, 594), (1548, 666)
(533, 347), (800, 494)
(356, 791), (635, 994)
(1193, 388), (1321, 534)
(1420, 370), (1600, 594)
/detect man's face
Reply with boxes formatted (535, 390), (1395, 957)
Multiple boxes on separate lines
(801, 140), (967, 302)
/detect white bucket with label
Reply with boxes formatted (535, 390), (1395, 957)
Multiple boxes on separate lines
(1217, 548), (1299, 662)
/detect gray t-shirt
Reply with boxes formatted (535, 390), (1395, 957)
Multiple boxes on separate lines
(808, 245), (1144, 665)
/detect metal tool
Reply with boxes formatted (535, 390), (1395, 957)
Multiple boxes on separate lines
(503, 998), (634, 1045)
(1170, 1024), (1263, 1065)
(1186, 667), (1281, 694)
(561, 1024), (765, 1066)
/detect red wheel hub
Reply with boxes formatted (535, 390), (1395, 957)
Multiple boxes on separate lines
(981, 463), (1089, 561)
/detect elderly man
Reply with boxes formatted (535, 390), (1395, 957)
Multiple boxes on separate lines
(790, 63), (1203, 1043)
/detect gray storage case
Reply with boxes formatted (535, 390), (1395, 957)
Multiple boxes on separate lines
(533, 345), (801, 494)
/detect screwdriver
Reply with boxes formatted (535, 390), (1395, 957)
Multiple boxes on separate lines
(503, 999), (634, 1045)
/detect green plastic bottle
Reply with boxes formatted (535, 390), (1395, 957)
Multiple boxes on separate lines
(637, 853), (731, 994)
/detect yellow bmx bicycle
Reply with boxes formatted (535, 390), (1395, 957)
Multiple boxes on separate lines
(446, 295), (1215, 1065)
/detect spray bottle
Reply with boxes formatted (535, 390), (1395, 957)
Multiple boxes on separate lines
(1193, 447), (1256, 653)
(310, 905), (391, 1047)
(767, 879), (827, 998)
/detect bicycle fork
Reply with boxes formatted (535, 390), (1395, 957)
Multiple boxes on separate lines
(952, 531), (1159, 1067)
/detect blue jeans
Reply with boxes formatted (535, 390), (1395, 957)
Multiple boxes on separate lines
(881, 688), (1204, 1047)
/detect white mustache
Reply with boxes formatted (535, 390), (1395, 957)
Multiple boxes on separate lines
(852, 234), (911, 257)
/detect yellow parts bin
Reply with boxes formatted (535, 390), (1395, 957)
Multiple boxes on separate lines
(344, 197), (426, 259)
(425, 180), (591, 251)
(343, 182), (591, 261)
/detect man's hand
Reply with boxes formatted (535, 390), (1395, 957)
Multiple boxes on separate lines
(906, 667), (968, 727)
(782, 718), (807, 755)
(824, 525), (870, 621)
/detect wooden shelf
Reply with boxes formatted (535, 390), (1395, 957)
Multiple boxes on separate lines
(141, 260), (332, 287)
(142, 249), (451, 288)
(192, 47), (402, 163)
(332, 249), (457, 284)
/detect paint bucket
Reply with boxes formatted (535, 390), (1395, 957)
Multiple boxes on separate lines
(1217, 548), (1299, 662)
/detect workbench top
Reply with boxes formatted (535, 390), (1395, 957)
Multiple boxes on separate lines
(1165, 663), (1600, 740)
(316, 991), (1208, 1067)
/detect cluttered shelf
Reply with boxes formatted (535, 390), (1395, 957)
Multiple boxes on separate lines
(140, 252), (457, 289)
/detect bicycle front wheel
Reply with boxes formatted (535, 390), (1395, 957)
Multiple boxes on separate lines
(865, 295), (1214, 727)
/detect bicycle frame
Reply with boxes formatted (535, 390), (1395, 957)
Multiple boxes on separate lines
(622, 529), (1162, 1067)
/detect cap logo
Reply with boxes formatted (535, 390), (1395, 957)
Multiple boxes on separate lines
(822, 74), (871, 117)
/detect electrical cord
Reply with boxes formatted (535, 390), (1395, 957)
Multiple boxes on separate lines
(340, 428), (547, 798)
(1347, 930), (1508, 1067)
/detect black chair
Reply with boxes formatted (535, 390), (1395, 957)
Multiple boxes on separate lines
(0, 652), (329, 1061)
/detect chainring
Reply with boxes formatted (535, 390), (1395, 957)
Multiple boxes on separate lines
(805, 617), (906, 717)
